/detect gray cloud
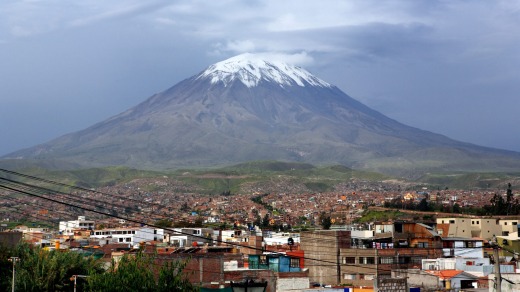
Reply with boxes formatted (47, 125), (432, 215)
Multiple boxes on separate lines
(1, 0), (520, 155)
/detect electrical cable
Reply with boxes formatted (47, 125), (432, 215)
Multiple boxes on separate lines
(0, 169), (509, 282)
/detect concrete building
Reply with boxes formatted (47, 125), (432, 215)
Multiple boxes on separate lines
(441, 237), (484, 258)
(90, 227), (164, 247)
(421, 257), (515, 277)
(166, 227), (213, 247)
(59, 216), (95, 235)
(436, 217), (472, 238)
(300, 230), (350, 286)
(393, 269), (479, 290)
(488, 273), (520, 292)
(437, 217), (502, 240)
(499, 219), (520, 236)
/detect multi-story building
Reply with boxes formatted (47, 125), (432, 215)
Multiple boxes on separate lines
(90, 227), (164, 247)
(59, 216), (95, 235)
(499, 219), (520, 236)
(441, 237), (484, 258)
(300, 230), (350, 286)
(301, 222), (444, 287)
(166, 227), (213, 247)
(436, 217), (472, 238)
(437, 217), (502, 240)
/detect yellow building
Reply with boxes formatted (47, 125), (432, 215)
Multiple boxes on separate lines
(437, 217), (503, 240)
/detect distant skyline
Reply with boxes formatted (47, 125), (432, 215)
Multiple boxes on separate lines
(1, 1), (520, 156)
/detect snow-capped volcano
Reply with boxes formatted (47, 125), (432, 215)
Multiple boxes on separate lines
(196, 53), (331, 88)
(5, 53), (520, 176)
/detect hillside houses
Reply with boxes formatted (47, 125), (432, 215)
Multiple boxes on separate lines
(5, 212), (520, 291)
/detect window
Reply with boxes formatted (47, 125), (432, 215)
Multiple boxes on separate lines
(449, 220), (455, 224)
(290, 258), (299, 268)
(514, 222), (518, 226)
(411, 257), (425, 265)
(259, 256), (267, 265)
(344, 257), (356, 264)
(365, 257), (375, 265)
(380, 257), (394, 264)
(119, 238), (123, 242)
(126, 238), (131, 242)
(505, 222), (508, 225)
(417, 242), (429, 248)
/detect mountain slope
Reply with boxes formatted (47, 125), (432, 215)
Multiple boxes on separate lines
(4, 53), (520, 175)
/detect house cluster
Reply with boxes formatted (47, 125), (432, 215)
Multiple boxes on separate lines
(1, 175), (506, 232)
(3, 214), (520, 291)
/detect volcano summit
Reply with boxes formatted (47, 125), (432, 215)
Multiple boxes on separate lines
(5, 54), (520, 175)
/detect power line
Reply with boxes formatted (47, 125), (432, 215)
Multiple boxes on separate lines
(1, 169), (505, 277)
(0, 178), (343, 267)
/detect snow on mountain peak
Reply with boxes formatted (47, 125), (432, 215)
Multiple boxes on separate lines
(197, 53), (331, 88)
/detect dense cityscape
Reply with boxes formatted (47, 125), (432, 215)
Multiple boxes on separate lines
(1, 169), (520, 291)
(2, 2), (520, 292)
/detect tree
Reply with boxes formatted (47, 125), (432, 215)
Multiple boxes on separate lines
(180, 202), (190, 212)
(253, 214), (262, 228)
(262, 214), (270, 228)
(87, 252), (156, 292)
(11, 243), (103, 292)
(319, 212), (332, 230)
(452, 203), (461, 214)
(157, 260), (196, 292)
(417, 198), (430, 212)
(154, 219), (173, 228)
(87, 252), (196, 292)
(507, 183), (514, 215)
(488, 193), (507, 215)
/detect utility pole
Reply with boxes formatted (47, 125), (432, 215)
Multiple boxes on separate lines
(493, 245), (502, 292)
(8, 257), (19, 292)
(70, 275), (89, 292)
(336, 231), (341, 285)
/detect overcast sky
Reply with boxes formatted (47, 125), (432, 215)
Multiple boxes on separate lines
(1, 0), (520, 156)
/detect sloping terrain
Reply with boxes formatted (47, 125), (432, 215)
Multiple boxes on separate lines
(4, 54), (520, 176)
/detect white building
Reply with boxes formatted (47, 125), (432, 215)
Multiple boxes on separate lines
(421, 257), (514, 277)
(441, 237), (484, 258)
(263, 232), (300, 246)
(167, 228), (214, 247)
(90, 227), (164, 247)
(59, 216), (95, 235)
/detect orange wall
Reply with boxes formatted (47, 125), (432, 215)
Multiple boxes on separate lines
(286, 250), (305, 268)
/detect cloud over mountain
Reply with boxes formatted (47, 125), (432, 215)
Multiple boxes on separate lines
(4, 54), (520, 176)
